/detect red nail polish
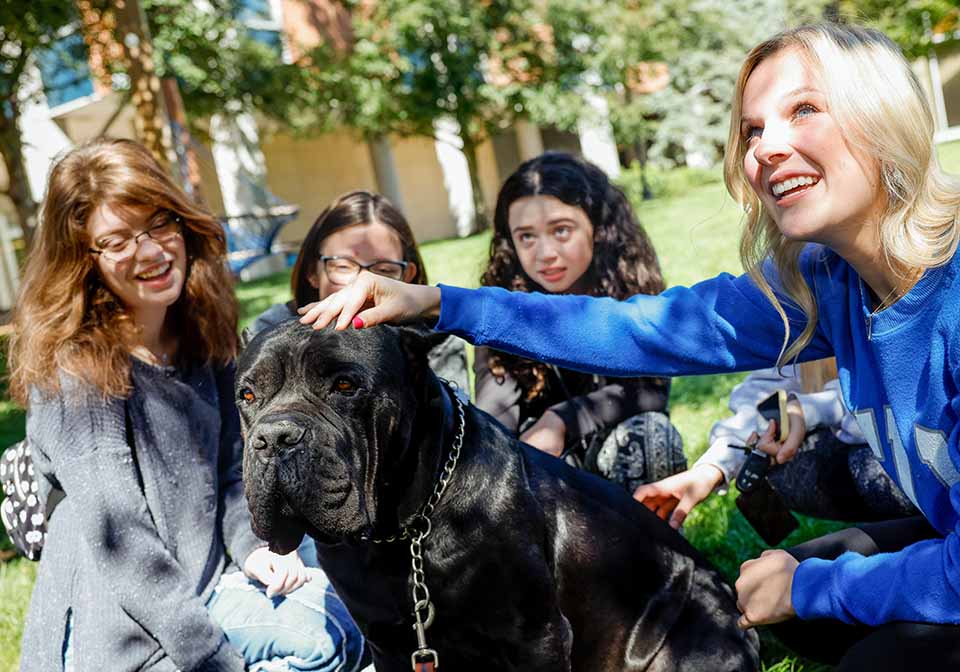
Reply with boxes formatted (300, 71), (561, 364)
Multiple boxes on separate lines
(352, 316), (364, 329)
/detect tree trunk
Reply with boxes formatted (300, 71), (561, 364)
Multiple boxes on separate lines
(633, 138), (653, 201)
(106, 0), (176, 171)
(461, 134), (488, 233)
(161, 78), (205, 204)
(0, 101), (37, 248)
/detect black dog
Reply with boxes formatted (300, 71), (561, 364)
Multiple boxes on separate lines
(239, 321), (759, 671)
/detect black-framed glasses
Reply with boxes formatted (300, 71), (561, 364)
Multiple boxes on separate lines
(90, 211), (184, 263)
(320, 255), (408, 283)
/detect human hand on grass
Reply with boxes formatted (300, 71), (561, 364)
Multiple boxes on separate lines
(735, 549), (798, 628)
(298, 271), (441, 331)
(519, 411), (566, 457)
(632, 464), (724, 529)
(243, 547), (311, 598)
(754, 398), (806, 464)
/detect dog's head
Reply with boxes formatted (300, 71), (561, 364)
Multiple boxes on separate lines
(237, 320), (448, 554)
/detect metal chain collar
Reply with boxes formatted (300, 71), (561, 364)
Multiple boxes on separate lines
(370, 383), (466, 670)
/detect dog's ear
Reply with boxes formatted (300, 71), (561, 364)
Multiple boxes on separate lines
(396, 323), (452, 388)
(396, 322), (451, 362)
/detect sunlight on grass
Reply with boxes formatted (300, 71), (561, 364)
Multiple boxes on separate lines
(0, 560), (35, 671)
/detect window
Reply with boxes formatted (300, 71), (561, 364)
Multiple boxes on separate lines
(36, 31), (94, 109)
(234, 0), (284, 57)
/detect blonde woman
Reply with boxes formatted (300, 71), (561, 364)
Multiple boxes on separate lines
(298, 23), (960, 667)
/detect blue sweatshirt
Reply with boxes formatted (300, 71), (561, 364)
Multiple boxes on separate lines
(436, 244), (960, 626)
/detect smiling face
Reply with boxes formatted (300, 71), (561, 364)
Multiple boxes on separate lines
(740, 48), (885, 248)
(507, 195), (594, 294)
(87, 203), (187, 320)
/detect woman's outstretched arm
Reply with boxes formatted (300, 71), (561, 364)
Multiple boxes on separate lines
(300, 266), (834, 378)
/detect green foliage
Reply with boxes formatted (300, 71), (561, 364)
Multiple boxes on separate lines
(0, 0), (78, 101)
(294, 0), (594, 147)
(142, 0), (297, 134)
(838, 0), (957, 59)
(637, 0), (829, 167)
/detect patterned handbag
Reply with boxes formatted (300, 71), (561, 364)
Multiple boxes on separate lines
(1, 440), (60, 561)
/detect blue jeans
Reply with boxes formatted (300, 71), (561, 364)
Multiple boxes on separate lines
(206, 565), (366, 672)
(64, 541), (366, 672)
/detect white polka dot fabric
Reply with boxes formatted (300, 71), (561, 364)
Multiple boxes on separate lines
(1, 441), (47, 560)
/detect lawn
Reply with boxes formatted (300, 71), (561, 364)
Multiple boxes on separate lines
(2, 143), (960, 671)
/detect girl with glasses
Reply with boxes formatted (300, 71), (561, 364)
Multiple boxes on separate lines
(9, 138), (366, 672)
(250, 190), (469, 394)
(300, 23), (960, 668)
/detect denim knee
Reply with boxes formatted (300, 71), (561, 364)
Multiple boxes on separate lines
(208, 568), (366, 672)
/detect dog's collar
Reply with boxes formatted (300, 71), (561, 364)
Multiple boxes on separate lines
(366, 380), (464, 545)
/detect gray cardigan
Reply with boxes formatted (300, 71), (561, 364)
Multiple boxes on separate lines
(20, 360), (264, 672)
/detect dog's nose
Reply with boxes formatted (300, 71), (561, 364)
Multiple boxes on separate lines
(250, 420), (306, 456)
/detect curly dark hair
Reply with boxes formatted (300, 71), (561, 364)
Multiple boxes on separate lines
(481, 152), (665, 400)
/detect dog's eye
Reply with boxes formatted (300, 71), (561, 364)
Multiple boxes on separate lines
(239, 388), (256, 404)
(334, 377), (357, 395)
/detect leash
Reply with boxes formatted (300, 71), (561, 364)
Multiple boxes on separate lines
(371, 382), (466, 671)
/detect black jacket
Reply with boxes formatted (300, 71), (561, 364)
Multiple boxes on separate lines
(473, 346), (670, 447)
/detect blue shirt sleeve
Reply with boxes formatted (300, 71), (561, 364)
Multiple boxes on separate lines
(437, 266), (833, 378)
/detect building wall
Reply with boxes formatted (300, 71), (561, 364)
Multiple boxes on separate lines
(477, 137), (501, 219)
(193, 141), (227, 218)
(260, 131), (379, 244)
(490, 130), (522, 189)
(936, 41), (960, 129)
(391, 136), (460, 242)
(279, 0), (351, 59)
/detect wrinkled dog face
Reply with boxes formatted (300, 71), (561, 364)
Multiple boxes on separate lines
(237, 321), (418, 554)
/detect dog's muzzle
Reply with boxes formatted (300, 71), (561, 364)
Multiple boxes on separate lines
(249, 417), (307, 458)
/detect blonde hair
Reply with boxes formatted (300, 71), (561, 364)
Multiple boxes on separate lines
(724, 23), (960, 365)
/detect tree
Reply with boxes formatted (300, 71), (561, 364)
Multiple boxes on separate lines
(0, 0), (295, 243)
(295, 0), (595, 232)
(0, 0), (78, 244)
(631, 0), (828, 168)
(836, 0), (957, 59)
(575, 0), (671, 197)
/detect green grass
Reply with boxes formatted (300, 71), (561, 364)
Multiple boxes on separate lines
(4, 141), (960, 670)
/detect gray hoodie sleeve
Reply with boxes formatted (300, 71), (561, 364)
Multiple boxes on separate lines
(28, 381), (244, 672)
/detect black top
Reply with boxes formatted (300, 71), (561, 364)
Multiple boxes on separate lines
(473, 345), (670, 446)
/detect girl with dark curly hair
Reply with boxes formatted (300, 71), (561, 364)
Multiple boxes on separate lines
(474, 152), (686, 493)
